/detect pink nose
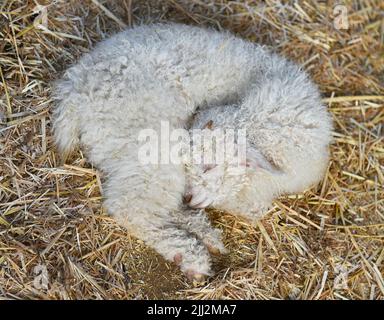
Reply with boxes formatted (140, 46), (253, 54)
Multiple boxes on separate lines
(185, 192), (212, 209)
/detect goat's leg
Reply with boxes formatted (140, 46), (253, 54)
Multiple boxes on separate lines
(104, 162), (213, 279)
(174, 209), (227, 255)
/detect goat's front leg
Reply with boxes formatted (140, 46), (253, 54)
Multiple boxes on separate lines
(174, 208), (227, 255)
(104, 162), (213, 280)
(125, 216), (214, 279)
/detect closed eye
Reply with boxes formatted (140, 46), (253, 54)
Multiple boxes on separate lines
(203, 163), (217, 173)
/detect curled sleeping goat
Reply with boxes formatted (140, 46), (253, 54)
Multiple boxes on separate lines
(52, 23), (332, 281)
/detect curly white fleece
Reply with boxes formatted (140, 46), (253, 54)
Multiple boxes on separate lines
(52, 23), (332, 277)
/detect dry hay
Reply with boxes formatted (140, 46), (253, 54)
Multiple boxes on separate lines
(0, 0), (383, 300)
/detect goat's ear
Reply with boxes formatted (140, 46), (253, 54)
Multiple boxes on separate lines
(203, 120), (214, 130)
(241, 147), (280, 173)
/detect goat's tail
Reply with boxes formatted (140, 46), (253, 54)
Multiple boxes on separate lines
(51, 76), (80, 159)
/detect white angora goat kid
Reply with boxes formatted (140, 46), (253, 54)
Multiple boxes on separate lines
(53, 23), (332, 281)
